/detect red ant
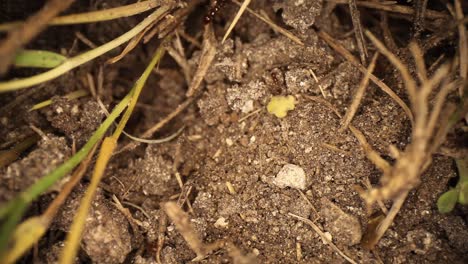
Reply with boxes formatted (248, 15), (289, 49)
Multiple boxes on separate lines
(204, 0), (227, 24)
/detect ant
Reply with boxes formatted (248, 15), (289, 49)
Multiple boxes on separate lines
(204, 0), (227, 24)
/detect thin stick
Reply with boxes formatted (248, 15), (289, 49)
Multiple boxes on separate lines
(365, 31), (418, 107)
(308, 69), (326, 98)
(0, 1), (161, 31)
(222, 0), (251, 43)
(408, 42), (427, 82)
(305, 95), (391, 173)
(186, 24), (217, 97)
(232, 0), (303, 46)
(288, 213), (357, 264)
(163, 202), (206, 260)
(348, 0), (368, 64)
(455, 0), (467, 96)
(317, 30), (414, 125)
(362, 190), (409, 249)
(340, 52), (379, 131)
(329, 0), (448, 20)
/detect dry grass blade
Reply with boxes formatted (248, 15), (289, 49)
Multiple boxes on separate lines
(163, 202), (206, 260)
(107, 26), (153, 64)
(232, 0), (303, 46)
(305, 95), (391, 173)
(348, 126), (391, 173)
(0, 1), (161, 31)
(222, 0), (251, 43)
(163, 202), (226, 261)
(329, 0), (448, 20)
(349, 0), (368, 64)
(455, 0), (467, 96)
(365, 30), (418, 105)
(0, 0), (75, 74)
(317, 30), (414, 125)
(122, 126), (185, 144)
(167, 45), (192, 84)
(0, 7), (169, 92)
(340, 52), (379, 131)
(288, 213), (357, 264)
(361, 190), (409, 249)
(186, 24), (217, 97)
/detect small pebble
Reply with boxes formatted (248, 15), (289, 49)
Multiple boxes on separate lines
(273, 164), (309, 190)
(320, 198), (362, 246)
(214, 217), (229, 228)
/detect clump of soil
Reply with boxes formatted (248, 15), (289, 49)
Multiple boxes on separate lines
(0, 0), (467, 263)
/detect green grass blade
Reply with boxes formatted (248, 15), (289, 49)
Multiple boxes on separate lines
(14, 50), (67, 69)
(0, 88), (134, 254)
(0, 6), (168, 93)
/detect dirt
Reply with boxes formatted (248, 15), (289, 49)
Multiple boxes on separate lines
(0, 0), (467, 263)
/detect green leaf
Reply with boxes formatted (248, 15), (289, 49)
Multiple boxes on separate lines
(437, 189), (459, 213)
(459, 182), (468, 205)
(13, 50), (66, 69)
(455, 158), (468, 183)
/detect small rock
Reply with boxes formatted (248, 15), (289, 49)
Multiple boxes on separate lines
(273, 164), (309, 190)
(321, 232), (333, 245)
(226, 138), (234, 146)
(214, 217), (229, 228)
(319, 198), (362, 246)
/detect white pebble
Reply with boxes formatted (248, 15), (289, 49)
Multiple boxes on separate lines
(273, 164), (309, 190)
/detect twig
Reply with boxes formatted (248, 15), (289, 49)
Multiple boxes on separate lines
(186, 24), (217, 97)
(408, 42), (427, 82)
(156, 212), (168, 264)
(362, 190), (408, 249)
(232, 0), (303, 46)
(455, 0), (467, 97)
(163, 202), (224, 261)
(304, 95), (391, 173)
(0, 0), (75, 74)
(379, 11), (397, 52)
(317, 30), (414, 125)
(328, 0), (448, 20)
(365, 31), (418, 107)
(288, 213), (357, 264)
(348, 0), (368, 64)
(340, 52), (379, 131)
(222, 0), (251, 43)
(0, 0), (162, 31)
